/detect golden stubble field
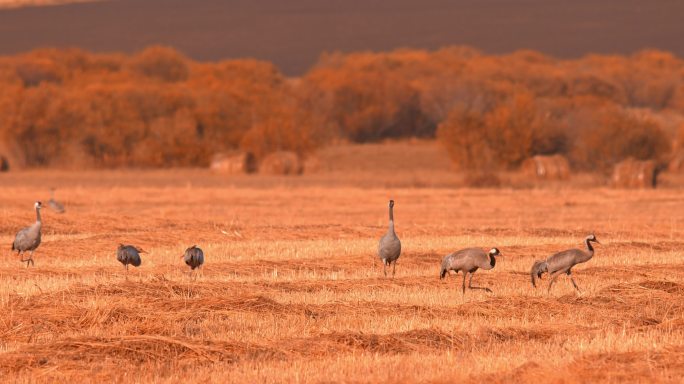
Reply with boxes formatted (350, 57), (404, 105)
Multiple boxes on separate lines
(0, 167), (683, 383)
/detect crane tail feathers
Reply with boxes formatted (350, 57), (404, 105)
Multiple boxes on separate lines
(440, 267), (447, 280)
(530, 260), (548, 288)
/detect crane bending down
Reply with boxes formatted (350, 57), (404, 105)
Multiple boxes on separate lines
(12, 201), (43, 267)
(530, 234), (600, 293)
(378, 199), (401, 277)
(117, 244), (145, 278)
(440, 247), (501, 295)
(182, 245), (204, 271)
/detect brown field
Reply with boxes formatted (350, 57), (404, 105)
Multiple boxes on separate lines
(1, 0), (683, 75)
(0, 0), (95, 9)
(1, 143), (683, 382)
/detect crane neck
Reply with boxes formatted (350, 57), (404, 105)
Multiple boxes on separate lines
(584, 238), (594, 257)
(35, 207), (42, 224)
(387, 219), (395, 234)
(489, 253), (496, 268)
(387, 205), (396, 235)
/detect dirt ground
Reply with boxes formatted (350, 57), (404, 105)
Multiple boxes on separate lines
(0, 144), (683, 382)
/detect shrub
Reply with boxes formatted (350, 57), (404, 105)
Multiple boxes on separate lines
(570, 106), (671, 171)
(129, 46), (189, 83)
(437, 93), (566, 171)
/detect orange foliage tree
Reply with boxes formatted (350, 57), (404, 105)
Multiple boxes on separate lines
(0, 45), (682, 170)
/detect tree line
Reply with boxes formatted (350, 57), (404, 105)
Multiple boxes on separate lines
(0, 45), (682, 171)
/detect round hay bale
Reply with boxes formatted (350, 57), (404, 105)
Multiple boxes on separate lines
(210, 151), (257, 174)
(259, 151), (302, 175)
(612, 158), (657, 188)
(0, 155), (8, 172)
(521, 155), (570, 180)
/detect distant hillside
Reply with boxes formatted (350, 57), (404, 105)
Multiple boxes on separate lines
(0, 0), (682, 74)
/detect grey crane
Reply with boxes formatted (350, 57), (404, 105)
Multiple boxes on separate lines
(378, 199), (401, 277)
(440, 247), (501, 294)
(116, 244), (145, 277)
(11, 201), (43, 267)
(48, 188), (65, 213)
(182, 245), (204, 271)
(530, 234), (600, 293)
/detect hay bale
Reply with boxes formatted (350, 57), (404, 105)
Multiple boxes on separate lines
(521, 155), (570, 180)
(0, 155), (8, 172)
(612, 158), (657, 188)
(210, 151), (256, 174)
(259, 151), (302, 175)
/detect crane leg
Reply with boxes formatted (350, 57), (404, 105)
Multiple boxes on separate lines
(461, 272), (467, 295)
(392, 261), (396, 278)
(568, 270), (581, 293)
(383, 261), (387, 277)
(547, 270), (564, 293)
(468, 273), (493, 293)
(20, 251), (34, 267)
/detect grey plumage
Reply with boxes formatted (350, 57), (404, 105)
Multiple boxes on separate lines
(182, 245), (204, 270)
(48, 188), (65, 214)
(12, 201), (43, 267)
(378, 199), (401, 277)
(117, 244), (144, 274)
(530, 234), (600, 293)
(440, 247), (501, 294)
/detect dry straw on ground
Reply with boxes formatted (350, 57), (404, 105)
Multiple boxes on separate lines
(0, 148), (683, 381)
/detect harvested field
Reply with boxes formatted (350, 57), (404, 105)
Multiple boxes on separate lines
(1, 164), (683, 382)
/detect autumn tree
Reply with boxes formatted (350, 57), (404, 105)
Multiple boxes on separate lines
(129, 45), (190, 83)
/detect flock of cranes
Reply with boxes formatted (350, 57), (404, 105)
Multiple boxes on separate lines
(10, 195), (599, 294)
(377, 199), (599, 294)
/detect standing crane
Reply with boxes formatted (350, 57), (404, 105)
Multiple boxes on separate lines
(12, 201), (43, 267)
(378, 199), (401, 277)
(48, 188), (65, 214)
